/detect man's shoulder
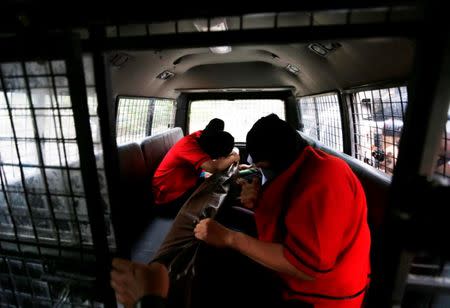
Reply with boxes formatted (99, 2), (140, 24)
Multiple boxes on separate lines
(303, 147), (352, 177)
(175, 132), (200, 148)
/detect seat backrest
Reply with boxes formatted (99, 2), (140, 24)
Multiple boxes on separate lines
(298, 132), (391, 230)
(116, 142), (152, 254)
(141, 127), (184, 177)
(118, 142), (149, 184)
(115, 129), (184, 256)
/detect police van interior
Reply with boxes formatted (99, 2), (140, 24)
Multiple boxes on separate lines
(0, 1), (449, 307)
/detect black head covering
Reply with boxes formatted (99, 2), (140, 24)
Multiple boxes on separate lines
(198, 131), (234, 159)
(203, 118), (225, 136)
(246, 114), (307, 172)
(198, 118), (231, 159)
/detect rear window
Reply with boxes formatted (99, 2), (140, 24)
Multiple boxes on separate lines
(297, 92), (343, 152)
(116, 97), (176, 145)
(188, 99), (285, 143)
(351, 86), (408, 175)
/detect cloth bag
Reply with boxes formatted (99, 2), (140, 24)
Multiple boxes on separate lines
(152, 163), (239, 307)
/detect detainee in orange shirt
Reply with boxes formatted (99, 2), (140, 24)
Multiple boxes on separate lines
(194, 114), (371, 308)
(152, 118), (240, 217)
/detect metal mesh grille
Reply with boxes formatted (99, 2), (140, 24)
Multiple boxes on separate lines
(0, 56), (111, 306)
(188, 99), (285, 143)
(0, 60), (92, 251)
(116, 98), (151, 144)
(0, 256), (99, 307)
(151, 99), (176, 135)
(351, 86), (408, 175)
(116, 97), (176, 144)
(298, 93), (343, 152)
(298, 96), (318, 140)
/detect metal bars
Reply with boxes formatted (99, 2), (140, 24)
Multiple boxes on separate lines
(0, 35), (113, 307)
(351, 86), (408, 175)
(298, 92), (344, 152)
(116, 96), (176, 144)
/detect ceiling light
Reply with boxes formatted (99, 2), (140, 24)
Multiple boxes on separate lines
(308, 42), (341, 57)
(193, 18), (232, 54)
(157, 70), (174, 80)
(308, 43), (328, 56)
(286, 64), (300, 74)
(209, 46), (232, 54)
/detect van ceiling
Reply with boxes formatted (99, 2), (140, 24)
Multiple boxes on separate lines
(110, 38), (414, 99)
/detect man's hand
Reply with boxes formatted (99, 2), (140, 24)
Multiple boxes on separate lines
(238, 164), (254, 170)
(229, 151), (240, 163)
(237, 176), (261, 209)
(201, 152), (240, 173)
(194, 218), (234, 248)
(110, 258), (169, 308)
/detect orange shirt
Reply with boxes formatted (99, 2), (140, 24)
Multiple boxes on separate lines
(152, 131), (210, 205)
(255, 146), (371, 307)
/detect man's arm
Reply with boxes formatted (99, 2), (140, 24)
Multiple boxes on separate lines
(201, 152), (240, 173)
(111, 258), (169, 308)
(229, 229), (314, 280)
(194, 218), (313, 281)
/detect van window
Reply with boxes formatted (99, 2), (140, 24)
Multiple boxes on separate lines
(116, 97), (176, 145)
(298, 92), (343, 152)
(188, 99), (285, 143)
(351, 86), (408, 175)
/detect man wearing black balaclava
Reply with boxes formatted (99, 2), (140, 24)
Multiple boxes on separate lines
(195, 114), (371, 308)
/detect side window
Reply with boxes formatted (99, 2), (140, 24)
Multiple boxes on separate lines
(297, 92), (343, 152)
(116, 97), (176, 145)
(188, 99), (285, 143)
(351, 86), (408, 175)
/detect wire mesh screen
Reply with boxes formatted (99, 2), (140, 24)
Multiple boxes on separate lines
(0, 56), (112, 306)
(351, 86), (408, 175)
(298, 93), (343, 152)
(116, 98), (151, 144)
(0, 256), (99, 307)
(298, 96), (318, 140)
(188, 99), (285, 143)
(434, 107), (450, 178)
(151, 99), (176, 135)
(116, 97), (176, 144)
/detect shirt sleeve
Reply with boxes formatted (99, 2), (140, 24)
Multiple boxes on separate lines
(282, 162), (357, 278)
